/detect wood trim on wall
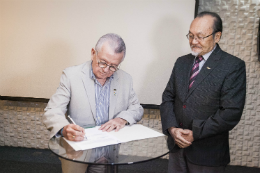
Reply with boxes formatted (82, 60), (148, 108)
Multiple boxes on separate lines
(0, 96), (160, 109)
(195, 0), (199, 18)
(0, 96), (49, 103)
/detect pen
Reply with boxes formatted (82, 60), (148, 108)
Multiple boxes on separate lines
(68, 115), (76, 124)
(68, 115), (87, 139)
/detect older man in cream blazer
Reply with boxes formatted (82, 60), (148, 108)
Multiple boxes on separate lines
(43, 33), (144, 173)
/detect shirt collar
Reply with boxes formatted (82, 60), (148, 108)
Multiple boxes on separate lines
(198, 45), (217, 61)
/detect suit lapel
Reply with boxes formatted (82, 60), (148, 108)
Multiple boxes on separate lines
(81, 61), (96, 122)
(185, 45), (222, 99)
(183, 56), (195, 99)
(109, 71), (119, 120)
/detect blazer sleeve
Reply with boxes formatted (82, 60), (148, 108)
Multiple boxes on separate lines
(115, 75), (144, 125)
(192, 60), (246, 141)
(160, 65), (179, 136)
(42, 70), (71, 139)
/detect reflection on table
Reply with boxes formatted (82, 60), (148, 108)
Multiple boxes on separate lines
(49, 136), (169, 173)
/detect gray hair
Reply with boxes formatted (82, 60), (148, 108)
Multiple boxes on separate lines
(95, 33), (126, 59)
(196, 11), (222, 38)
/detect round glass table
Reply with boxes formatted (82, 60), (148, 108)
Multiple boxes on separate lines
(49, 136), (169, 173)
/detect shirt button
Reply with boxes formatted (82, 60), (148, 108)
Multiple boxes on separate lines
(183, 105), (186, 108)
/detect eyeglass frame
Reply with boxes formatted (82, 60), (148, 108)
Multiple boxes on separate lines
(95, 51), (120, 72)
(186, 32), (217, 42)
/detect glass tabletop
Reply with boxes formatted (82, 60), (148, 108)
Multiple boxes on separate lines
(48, 136), (169, 165)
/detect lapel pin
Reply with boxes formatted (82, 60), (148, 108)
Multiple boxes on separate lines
(113, 89), (116, 96)
(207, 67), (211, 69)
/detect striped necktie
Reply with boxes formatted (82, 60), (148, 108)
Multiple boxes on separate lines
(189, 56), (204, 89)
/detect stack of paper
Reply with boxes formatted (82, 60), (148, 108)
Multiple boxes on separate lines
(64, 124), (164, 151)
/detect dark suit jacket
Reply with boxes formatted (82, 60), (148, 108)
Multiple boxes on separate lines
(160, 44), (246, 166)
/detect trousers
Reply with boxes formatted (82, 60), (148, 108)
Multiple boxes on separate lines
(168, 149), (226, 173)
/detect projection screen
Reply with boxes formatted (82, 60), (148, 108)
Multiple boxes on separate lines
(0, 0), (195, 105)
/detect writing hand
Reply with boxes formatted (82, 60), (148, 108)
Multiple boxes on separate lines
(62, 124), (85, 141)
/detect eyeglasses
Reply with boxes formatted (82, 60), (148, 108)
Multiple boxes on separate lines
(96, 53), (119, 72)
(186, 32), (216, 42)
(97, 59), (119, 72)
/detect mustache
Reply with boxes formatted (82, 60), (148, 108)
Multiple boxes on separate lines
(190, 45), (202, 49)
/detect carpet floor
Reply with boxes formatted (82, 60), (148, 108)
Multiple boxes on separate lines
(0, 146), (260, 173)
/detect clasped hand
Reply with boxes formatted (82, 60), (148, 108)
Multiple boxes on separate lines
(169, 127), (194, 148)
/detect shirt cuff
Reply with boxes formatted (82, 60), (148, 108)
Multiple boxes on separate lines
(55, 128), (64, 138)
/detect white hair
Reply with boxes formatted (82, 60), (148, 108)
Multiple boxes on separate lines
(191, 51), (199, 56)
(95, 33), (126, 59)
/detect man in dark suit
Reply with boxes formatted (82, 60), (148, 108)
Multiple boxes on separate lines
(160, 11), (246, 173)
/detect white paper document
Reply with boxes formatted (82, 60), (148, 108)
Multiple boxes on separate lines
(63, 124), (164, 151)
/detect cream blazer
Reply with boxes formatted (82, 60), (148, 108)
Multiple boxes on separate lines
(43, 61), (144, 138)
